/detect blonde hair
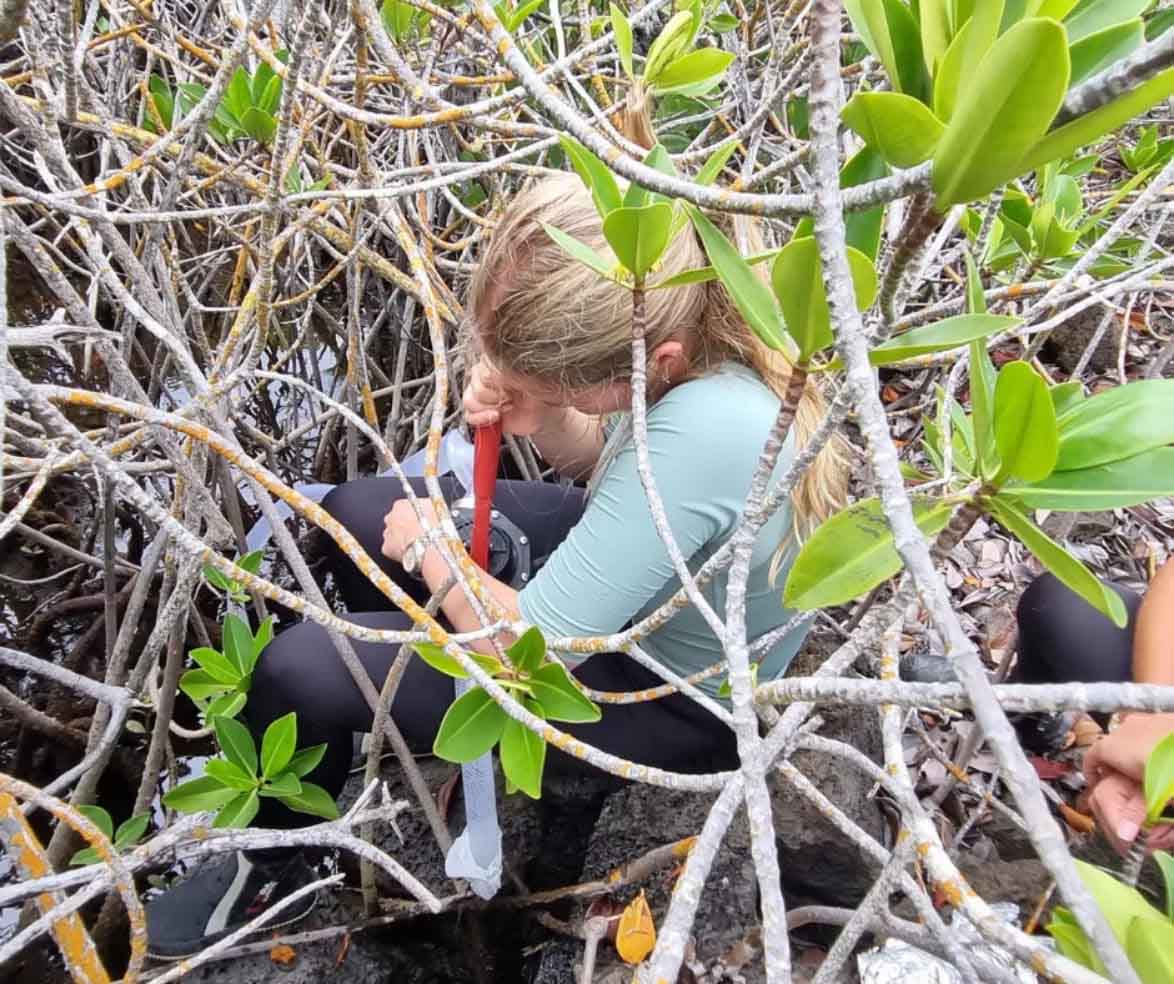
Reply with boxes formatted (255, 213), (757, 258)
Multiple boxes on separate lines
(466, 122), (850, 575)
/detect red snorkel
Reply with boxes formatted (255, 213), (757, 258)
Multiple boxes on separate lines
(470, 421), (502, 568)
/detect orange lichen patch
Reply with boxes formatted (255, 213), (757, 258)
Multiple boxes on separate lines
(672, 836), (698, 857)
(270, 943), (297, 966)
(0, 794), (112, 984)
(933, 876), (967, 907)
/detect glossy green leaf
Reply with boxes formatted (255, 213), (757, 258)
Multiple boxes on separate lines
(147, 75), (174, 130)
(794, 147), (888, 259)
(541, 223), (617, 281)
(965, 262), (999, 476)
(162, 775), (241, 814)
(114, 813), (149, 848)
(783, 496), (956, 610)
(842, 147), (889, 260)
(222, 615), (254, 677)
(1020, 68), (1174, 170)
(191, 646), (240, 686)
(508, 626), (546, 674)
(528, 663), (601, 723)
(1046, 907), (1102, 971)
(205, 758), (258, 791)
(610, 3), (634, 79)
(224, 67), (252, 123)
(1144, 732), (1174, 824)
(623, 144), (675, 209)
(845, 0), (930, 99)
(1075, 858), (1165, 948)
(1147, 7), (1174, 40)
(1064, 0), (1147, 43)
(710, 13), (738, 32)
(1038, 0), (1079, 18)
(500, 712), (546, 799)
(649, 249), (779, 290)
(1031, 201), (1082, 258)
(993, 361), (1058, 482)
(260, 712), (297, 779)
(80, 805), (115, 839)
(205, 692), (247, 720)
(504, 0), (544, 31)
(1004, 447), (1174, 510)
(213, 714), (258, 777)
(1049, 380), (1084, 415)
(842, 92), (944, 169)
(864, 314), (1017, 366)
(237, 549), (264, 575)
(240, 107), (276, 145)
(1055, 379), (1174, 470)
(213, 790), (259, 829)
(686, 204), (790, 352)
(1128, 916), (1174, 984)
(602, 202), (673, 279)
(251, 616), (273, 668)
(920, 0), (953, 75)
(695, 139), (739, 186)
(285, 742), (328, 778)
(771, 237), (877, 361)
(433, 687), (509, 762)
(279, 781), (339, 820)
(933, 18), (1070, 208)
(934, 1), (1004, 121)
(411, 642), (503, 680)
(258, 75), (282, 117)
(259, 772), (303, 798)
(179, 669), (232, 702)
(1069, 18), (1143, 85)
(987, 497), (1127, 626)
(1154, 851), (1174, 921)
(643, 10), (695, 83)
(558, 137), (622, 217)
(204, 565), (232, 591)
(652, 48), (734, 92)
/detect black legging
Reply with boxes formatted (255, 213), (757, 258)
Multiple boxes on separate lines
(246, 477), (739, 829)
(1014, 572), (1142, 686)
(246, 476), (1144, 829)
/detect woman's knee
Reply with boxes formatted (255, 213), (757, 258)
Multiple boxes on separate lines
(251, 620), (333, 710)
(1016, 571), (1140, 684)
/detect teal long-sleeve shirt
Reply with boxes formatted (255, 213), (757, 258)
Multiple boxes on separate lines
(517, 363), (809, 697)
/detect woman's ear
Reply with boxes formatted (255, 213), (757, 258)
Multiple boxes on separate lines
(649, 339), (687, 382)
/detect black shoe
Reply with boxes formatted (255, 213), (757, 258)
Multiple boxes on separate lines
(1011, 710), (1078, 755)
(147, 850), (319, 960)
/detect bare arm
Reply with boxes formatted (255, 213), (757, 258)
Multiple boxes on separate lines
(1083, 559), (1174, 853)
(421, 542), (520, 651)
(1132, 557), (1174, 687)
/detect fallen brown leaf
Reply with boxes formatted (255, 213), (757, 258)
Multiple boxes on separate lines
(270, 943), (297, 969)
(1059, 803), (1096, 835)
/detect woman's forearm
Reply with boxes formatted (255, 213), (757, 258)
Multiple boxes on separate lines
(1133, 558), (1174, 686)
(419, 546), (520, 653)
(529, 407), (604, 480)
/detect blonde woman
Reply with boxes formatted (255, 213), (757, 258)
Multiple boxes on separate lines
(146, 172), (848, 958)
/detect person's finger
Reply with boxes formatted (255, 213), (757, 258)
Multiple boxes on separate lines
(1089, 772), (1147, 856)
(465, 408), (501, 428)
(1147, 824), (1174, 852)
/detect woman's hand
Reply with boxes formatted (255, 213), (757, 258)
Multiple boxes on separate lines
(463, 357), (555, 436)
(381, 499), (434, 564)
(1083, 712), (1174, 855)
